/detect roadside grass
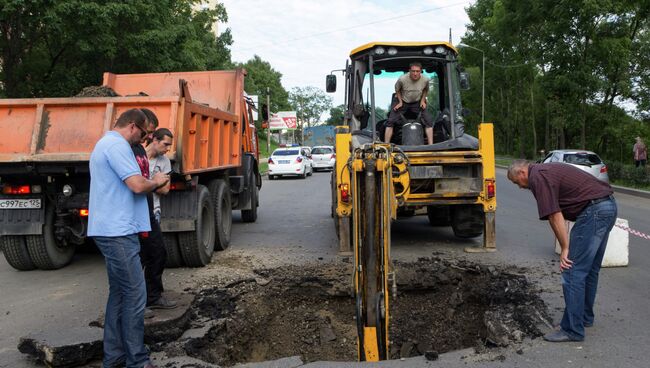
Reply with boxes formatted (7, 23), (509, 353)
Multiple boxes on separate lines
(259, 161), (268, 175)
(258, 135), (277, 175)
(610, 178), (650, 191)
(495, 156), (515, 167)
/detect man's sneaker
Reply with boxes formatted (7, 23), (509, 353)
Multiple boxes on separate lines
(148, 296), (177, 310)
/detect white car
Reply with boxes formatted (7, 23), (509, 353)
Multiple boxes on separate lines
(310, 146), (336, 171)
(301, 146), (314, 171)
(268, 145), (313, 179)
(541, 149), (609, 183)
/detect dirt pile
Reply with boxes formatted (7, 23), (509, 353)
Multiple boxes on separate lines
(159, 258), (550, 367)
(75, 86), (120, 97)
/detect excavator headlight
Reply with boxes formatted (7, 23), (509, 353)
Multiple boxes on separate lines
(374, 47), (385, 55)
(423, 47), (434, 55)
(387, 47), (398, 55)
(435, 46), (447, 55)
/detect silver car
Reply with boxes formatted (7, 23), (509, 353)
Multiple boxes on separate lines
(541, 149), (609, 182)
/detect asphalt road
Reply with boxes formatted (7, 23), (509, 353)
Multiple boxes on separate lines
(1, 168), (649, 367)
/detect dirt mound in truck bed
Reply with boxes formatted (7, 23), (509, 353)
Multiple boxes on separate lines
(75, 86), (120, 97)
(157, 258), (550, 366)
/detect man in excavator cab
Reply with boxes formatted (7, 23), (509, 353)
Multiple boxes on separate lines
(383, 62), (434, 145)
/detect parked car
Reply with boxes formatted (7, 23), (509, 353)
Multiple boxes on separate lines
(541, 149), (609, 182)
(268, 145), (313, 179)
(301, 146), (314, 171)
(310, 145), (336, 171)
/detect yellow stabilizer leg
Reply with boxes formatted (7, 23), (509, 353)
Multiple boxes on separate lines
(363, 327), (379, 361)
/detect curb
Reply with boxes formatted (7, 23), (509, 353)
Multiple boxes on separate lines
(496, 164), (650, 199)
(610, 185), (650, 199)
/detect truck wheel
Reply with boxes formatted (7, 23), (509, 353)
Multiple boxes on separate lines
(163, 232), (184, 268)
(178, 185), (216, 267)
(25, 206), (75, 270)
(241, 172), (258, 223)
(1, 236), (36, 271)
(427, 206), (450, 226)
(209, 179), (232, 251)
(450, 205), (484, 238)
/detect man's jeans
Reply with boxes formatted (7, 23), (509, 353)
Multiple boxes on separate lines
(560, 197), (617, 340)
(94, 235), (150, 368)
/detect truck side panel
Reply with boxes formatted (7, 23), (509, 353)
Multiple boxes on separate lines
(0, 97), (179, 163)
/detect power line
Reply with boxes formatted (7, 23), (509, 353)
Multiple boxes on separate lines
(236, 1), (470, 52)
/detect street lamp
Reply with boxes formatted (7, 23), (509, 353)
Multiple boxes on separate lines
(458, 43), (485, 123)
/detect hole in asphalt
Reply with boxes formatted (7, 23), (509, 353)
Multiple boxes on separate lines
(170, 258), (550, 366)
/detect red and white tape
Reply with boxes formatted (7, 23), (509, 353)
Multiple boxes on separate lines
(615, 224), (650, 240)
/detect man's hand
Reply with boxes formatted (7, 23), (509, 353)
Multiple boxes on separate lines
(420, 100), (427, 110)
(393, 101), (403, 111)
(152, 172), (170, 188)
(560, 248), (574, 271)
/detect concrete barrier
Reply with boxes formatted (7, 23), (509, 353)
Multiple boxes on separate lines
(554, 218), (629, 267)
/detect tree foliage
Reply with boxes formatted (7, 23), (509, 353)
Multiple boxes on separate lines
(288, 86), (333, 129)
(326, 104), (345, 126)
(461, 0), (650, 162)
(0, 0), (233, 98)
(238, 55), (290, 120)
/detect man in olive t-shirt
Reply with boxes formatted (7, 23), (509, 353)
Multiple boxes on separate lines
(384, 62), (434, 145)
(507, 160), (617, 343)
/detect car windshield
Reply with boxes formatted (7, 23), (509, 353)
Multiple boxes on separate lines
(312, 147), (333, 154)
(564, 153), (602, 166)
(273, 150), (299, 156)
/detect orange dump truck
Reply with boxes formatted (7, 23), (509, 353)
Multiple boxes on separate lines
(0, 69), (261, 270)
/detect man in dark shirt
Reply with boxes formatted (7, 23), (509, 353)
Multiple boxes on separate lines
(507, 160), (617, 342)
(131, 109), (177, 311)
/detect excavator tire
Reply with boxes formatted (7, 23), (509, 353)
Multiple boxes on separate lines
(451, 205), (484, 238)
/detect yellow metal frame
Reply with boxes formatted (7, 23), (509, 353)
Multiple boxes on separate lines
(350, 41), (458, 57)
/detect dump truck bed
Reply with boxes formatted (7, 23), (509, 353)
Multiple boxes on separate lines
(0, 70), (247, 174)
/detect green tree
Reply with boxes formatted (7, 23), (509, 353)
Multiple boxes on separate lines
(462, 0), (650, 161)
(326, 104), (345, 126)
(238, 55), (290, 120)
(289, 86), (333, 129)
(0, 0), (233, 98)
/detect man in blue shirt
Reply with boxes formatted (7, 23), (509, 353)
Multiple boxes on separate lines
(89, 108), (169, 368)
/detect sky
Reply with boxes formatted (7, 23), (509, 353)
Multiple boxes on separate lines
(219, 0), (474, 109)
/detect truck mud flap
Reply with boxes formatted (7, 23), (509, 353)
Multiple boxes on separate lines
(0, 197), (45, 236)
(160, 190), (198, 232)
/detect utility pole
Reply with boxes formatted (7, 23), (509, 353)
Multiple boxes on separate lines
(266, 87), (271, 155)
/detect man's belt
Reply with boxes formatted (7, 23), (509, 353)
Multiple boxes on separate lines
(590, 194), (614, 205)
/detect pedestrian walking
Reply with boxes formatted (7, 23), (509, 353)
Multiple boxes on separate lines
(89, 108), (168, 368)
(507, 160), (617, 342)
(633, 136), (647, 167)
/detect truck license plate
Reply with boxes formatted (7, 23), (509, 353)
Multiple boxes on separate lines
(0, 199), (42, 209)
